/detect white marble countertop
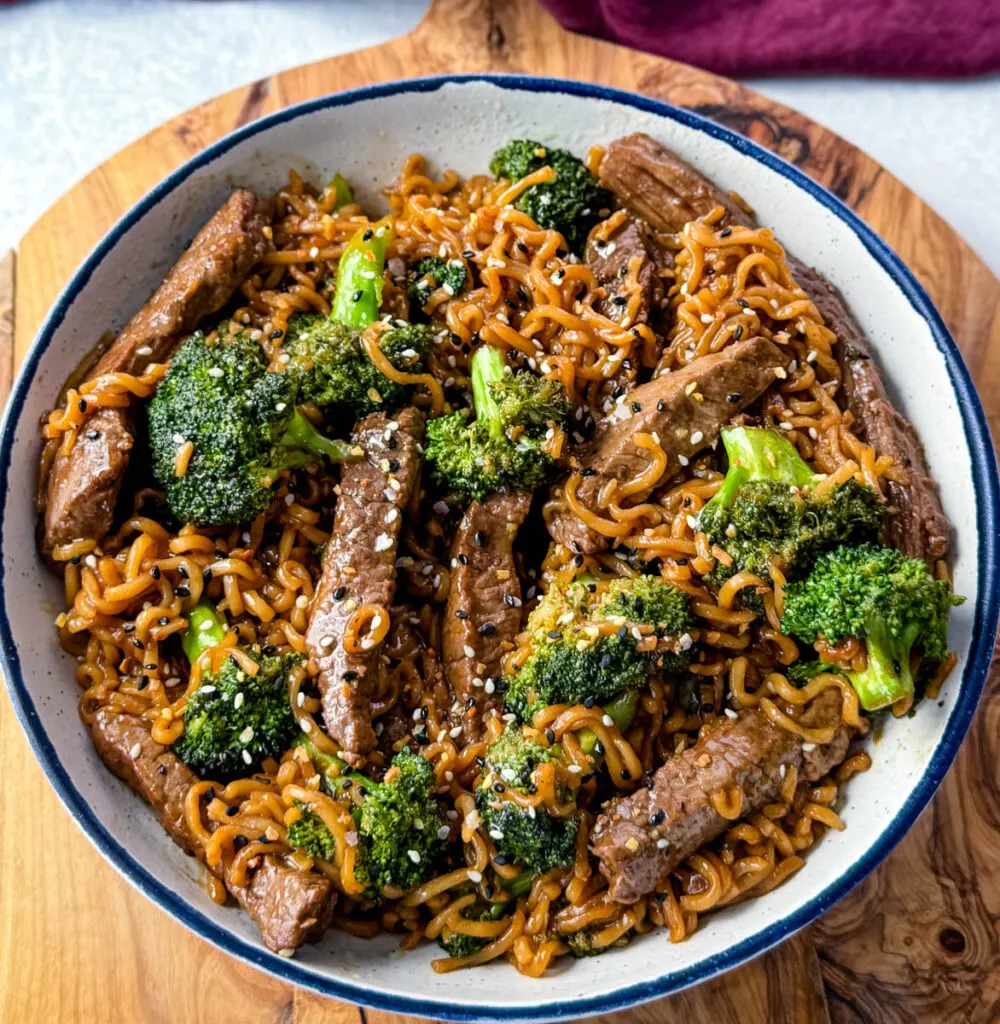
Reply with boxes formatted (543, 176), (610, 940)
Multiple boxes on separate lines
(2, 0), (997, 275)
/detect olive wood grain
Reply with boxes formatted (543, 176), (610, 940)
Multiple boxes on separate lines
(2, 0), (999, 1021)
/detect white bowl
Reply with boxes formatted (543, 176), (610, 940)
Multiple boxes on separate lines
(1, 75), (997, 1022)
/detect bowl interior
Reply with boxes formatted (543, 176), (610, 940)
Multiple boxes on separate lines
(0, 76), (993, 1021)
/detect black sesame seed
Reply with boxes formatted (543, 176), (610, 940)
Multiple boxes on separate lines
(474, 531), (486, 546)
(545, 728), (556, 744)
(261, 643), (277, 655)
(573, 554), (584, 567)
(137, 676), (149, 691)
(726, 393), (742, 403)
(600, 653), (613, 670)
(233, 835), (248, 850)
(258, 833), (270, 843)
(494, 855), (509, 866)
(363, 228), (374, 241)
(123, 623), (136, 633)
(734, 325), (744, 341)
(617, 625), (628, 640)
(650, 809), (666, 826)
(621, 768), (632, 780)
(225, 805), (239, 817)
(527, 782), (537, 795)
(455, 609), (469, 619)
(580, 772), (596, 784)
(720, 226), (732, 238)
(503, 594), (515, 607)
(157, 616), (169, 626)
(358, 786), (369, 797)
(656, 399), (665, 412)
(493, 781), (505, 794)
(475, 756), (486, 768)
(547, 630), (562, 641)
(413, 731), (430, 746)
(737, 298), (749, 309)
(342, 670), (358, 681)
(269, 329), (283, 340)
(583, 696), (596, 709)
(387, 436), (397, 450)
(478, 622), (497, 636)
(655, 892), (668, 903)
(352, 290), (364, 302)
(149, 565), (161, 580)
(205, 787), (215, 801)
(631, 401), (641, 413)
(341, 779), (353, 790)
(78, 399), (87, 413)
(333, 586), (346, 600)
(177, 565), (189, 579)
(483, 884), (494, 899)
(70, 554), (81, 565)
(593, 739), (605, 755)
(581, 468), (597, 478)
(464, 697), (475, 710)
(174, 585), (190, 597)
(85, 430), (99, 441)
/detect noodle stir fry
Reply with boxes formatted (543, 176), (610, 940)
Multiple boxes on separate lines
(40, 133), (960, 973)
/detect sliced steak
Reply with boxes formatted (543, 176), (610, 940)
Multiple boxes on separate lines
(443, 490), (532, 734)
(548, 337), (789, 553)
(306, 407), (425, 762)
(793, 262), (950, 564)
(91, 707), (335, 952)
(585, 216), (667, 329)
(591, 689), (850, 903)
(599, 133), (752, 235)
(42, 189), (272, 554)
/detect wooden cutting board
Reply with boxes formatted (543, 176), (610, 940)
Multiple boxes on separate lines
(2, 1), (999, 1021)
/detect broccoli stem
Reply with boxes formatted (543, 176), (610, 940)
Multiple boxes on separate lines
(331, 219), (394, 329)
(330, 173), (353, 210)
(296, 733), (371, 792)
(181, 601), (227, 664)
(470, 345), (508, 441)
(277, 409), (362, 467)
(848, 612), (916, 711)
(577, 689), (639, 756)
(714, 426), (822, 507)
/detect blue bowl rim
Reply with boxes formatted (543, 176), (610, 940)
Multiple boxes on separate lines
(1, 72), (997, 1022)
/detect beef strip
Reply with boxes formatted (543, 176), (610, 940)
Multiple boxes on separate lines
(599, 131), (950, 563)
(599, 133), (753, 235)
(442, 490), (532, 735)
(91, 707), (335, 952)
(306, 407), (425, 762)
(41, 189), (272, 555)
(548, 337), (789, 553)
(585, 216), (667, 330)
(792, 261), (950, 563)
(591, 689), (850, 903)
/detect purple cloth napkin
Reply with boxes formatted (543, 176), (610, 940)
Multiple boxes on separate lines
(539, 0), (1000, 77)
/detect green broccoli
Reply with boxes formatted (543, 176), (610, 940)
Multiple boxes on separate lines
(294, 736), (449, 902)
(173, 601), (301, 780)
(286, 802), (336, 861)
(148, 331), (359, 527)
(698, 427), (886, 595)
(504, 574), (695, 722)
(408, 256), (467, 312)
(424, 344), (569, 501)
(564, 929), (633, 957)
(284, 314), (435, 416)
(489, 140), (610, 253)
(781, 543), (963, 711)
(330, 220), (393, 329)
(475, 726), (580, 875)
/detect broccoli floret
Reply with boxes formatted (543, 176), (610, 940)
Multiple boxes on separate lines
(786, 660), (840, 685)
(148, 331), (359, 527)
(489, 140), (610, 254)
(504, 575), (695, 721)
(698, 427), (886, 593)
(354, 747), (449, 902)
(173, 602), (300, 779)
(781, 543), (963, 711)
(425, 344), (569, 501)
(439, 927), (491, 960)
(286, 802), (336, 861)
(408, 257), (468, 312)
(475, 727), (580, 875)
(564, 929), (633, 957)
(284, 314), (434, 416)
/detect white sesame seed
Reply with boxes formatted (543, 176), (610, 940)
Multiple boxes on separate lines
(463, 644), (476, 658)
(437, 825), (451, 840)
(484, 679), (496, 695)
(684, 381), (698, 396)
(602, 714), (614, 727)
(488, 829), (505, 840)
(300, 718), (313, 732)
(275, 402), (287, 413)
(724, 708), (738, 720)
(677, 454), (690, 467)
(779, 764), (787, 778)
(385, 508), (399, 524)
(679, 632), (693, 652)
(129, 743), (142, 759)
(780, 421), (793, 431)
(774, 366), (788, 379)
(685, 515), (698, 530)
(468, 870), (483, 884)
(241, 750), (252, 765)
(84, 554), (98, 569)
(278, 948), (295, 959)
(567, 764), (583, 774)
(700, 313), (714, 324)
(449, 726), (463, 738)
(407, 849), (421, 864)
(656, 838), (670, 849)
(207, 366), (224, 379)
(136, 345), (153, 356)
(233, 692), (245, 710)
(296, 692), (306, 707)
(690, 430), (704, 444)
(319, 635), (335, 649)
(374, 533), (393, 552)
(239, 726), (254, 743)
(802, 742), (817, 752)
(345, 831), (359, 847)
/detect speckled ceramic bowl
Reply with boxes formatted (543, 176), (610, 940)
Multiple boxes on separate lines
(1, 76), (997, 1022)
